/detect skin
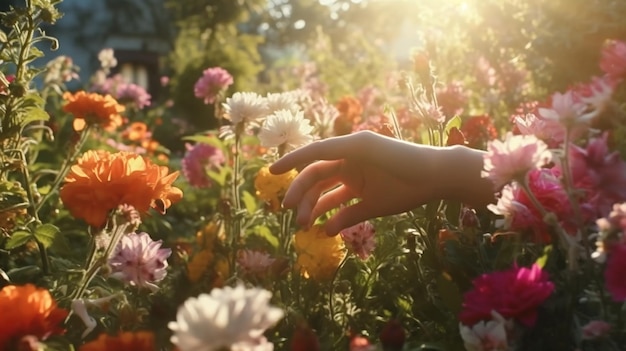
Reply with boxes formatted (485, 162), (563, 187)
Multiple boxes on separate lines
(269, 131), (495, 236)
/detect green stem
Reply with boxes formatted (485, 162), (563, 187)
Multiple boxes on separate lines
(35, 126), (91, 213)
(328, 255), (349, 325)
(230, 131), (243, 270)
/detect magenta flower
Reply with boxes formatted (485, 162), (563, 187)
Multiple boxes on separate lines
(236, 250), (276, 277)
(181, 143), (225, 188)
(605, 242), (626, 301)
(565, 133), (626, 216)
(108, 232), (171, 291)
(459, 264), (555, 327)
(340, 221), (376, 260)
(194, 67), (234, 104)
(600, 39), (626, 82)
(482, 133), (552, 190)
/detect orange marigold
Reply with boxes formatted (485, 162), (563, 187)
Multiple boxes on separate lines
(79, 331), (155, 351)
(63, 91), (125, 132)
(0, 284), (68, 350)
(60, 150), (183, 228)
(122, 122), (149, 141)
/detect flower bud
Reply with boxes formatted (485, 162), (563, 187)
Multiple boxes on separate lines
(379, 319), (406, 350)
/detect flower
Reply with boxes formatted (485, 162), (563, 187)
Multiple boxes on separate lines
(182, 143), (225, 188)
(537, 90), (594, 127)
(266, 91), (300, 114)
(446, 127), (467, 146)
(349, 335), (375, 351)
(459, 264), (554, 327)
(436, 81), (468, 118)
(222, 92), (268, 127)
(258, 109), (314, 153)
(334, 96), (363, 135)
(60, 150), (183, 228)
(44, 55), (79, 85)
(108, 232), (172, 291)
(581, 320), (612, 340)
(79, 331), (155, 351)
(604, 242), (626, 301)
(340, 220), (376, 260)
(600, 39), (626, 82)
(379, 319), (406, 351)
(63, 91), (125, 132)
(122, 122), (151, 142)
(597, 202), (626, 234)
(0, 284), (68, 350)
(482, 133), (552, 190)
(194, 67), (234, 104)
(290, 323), (320, 351)
(97, 48), (117, 72)
(254, 165), (298, 212)
(460, 115), (498, 149)
(488, 168), (571, 243)
(169, 284), (284, 351)
(459, 312), (509, 351)
(514, 113), (565, 148)
(115, 82), (152, 110)
(237, 249), (276, 277)
(293, 224), (346, 281)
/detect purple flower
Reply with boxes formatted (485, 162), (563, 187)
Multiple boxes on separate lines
(194, 67), (234, 104)
(108, 232), (171, 291)
(182, 143), (225, 188)
(115, 82), (152, 110)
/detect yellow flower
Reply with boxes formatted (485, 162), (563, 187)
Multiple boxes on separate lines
(254, 165), (297, 211)
(187, 249), (214, 283)
(294, 224), (346, 281)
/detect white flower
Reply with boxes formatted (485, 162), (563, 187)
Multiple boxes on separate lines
(97, 48), (117, 72)
(459, 312), (511, 351)
(258, 109), (314, 152)
(169, 284), (284, 351)
(266, 91), (300, 114)
(222, 92), (269, 126)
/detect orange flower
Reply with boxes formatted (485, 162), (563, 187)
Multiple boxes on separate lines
(334, 96), (363, 135)
(60, 150), (183, 227)
(0, 284), (68, 350)
(79, 331), (155, 351)
(122, 122), (149, 141)
(63, 91), (125, 132)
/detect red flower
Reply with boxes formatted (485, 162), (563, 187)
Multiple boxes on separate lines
(290, 323), (320, 351)
(459, 264), (554, 327)
(379, 319), (406, 350)
(460, 115), (497, 149)
(446, 127), (466, 146)
(605, 242), (626, 301)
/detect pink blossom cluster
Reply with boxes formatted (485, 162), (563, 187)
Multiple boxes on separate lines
(92, 74), (152, 110)
(340, 220), (376, 260)
(459, 264), (554, 327)
(236, 249), (276, 278)
(194, 67), (234, 104)
(181, 142), (225, 188)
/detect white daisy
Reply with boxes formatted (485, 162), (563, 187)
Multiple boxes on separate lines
(222, 92), (269, 126)
(266, 91), (300, 115)
(258, 109), (314, 152)
(169, 284), (284, 351)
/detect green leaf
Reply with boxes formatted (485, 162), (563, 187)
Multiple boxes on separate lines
(535, 245), (553, 269)
(5, 230), (33, 249)
(34, 223), (59, 248)
(241, 190), (258, 213)
(436, 272), (462, 313)
(252, 225), (279, 249)
(444, 115), (462, 134)
(21, 107), (50, 126)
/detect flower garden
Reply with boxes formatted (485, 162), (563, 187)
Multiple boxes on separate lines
(1, 0), (626, 350)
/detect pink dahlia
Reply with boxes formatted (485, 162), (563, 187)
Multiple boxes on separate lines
(340, 221), (376, 260)
(108, 232), (171, 291)
(482, 133), (552, 190)
(514, 113), (565, 148)
(565, 133), (626, 217)
(194, 67), (234, 104)
(459, 264), (555, 327)
(600, 39), (626, 83)
(538, 90), (594, 126)
(236, 249), (276, 277)
(181, 143), (225, 188)
(604, 242), (626, 301)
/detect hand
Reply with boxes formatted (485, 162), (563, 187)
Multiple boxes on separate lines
(269, 131), (493, 235)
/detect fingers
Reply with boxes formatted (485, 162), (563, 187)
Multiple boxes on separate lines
(309, 185), (354, 226)
(293, 177), (342, 227)
(282, 160), (343, 208)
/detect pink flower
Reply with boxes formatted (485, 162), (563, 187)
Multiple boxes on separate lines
(436, 81), (468, 118)
(514, 113), (565, 148)
(600, 39), (626, 82)
(605, 242), (626, 301)
(488, 168), (571, 243)
(182, 143), (225, 188)
(538, 90), (594, 126)
(108, 232), (171, 291)
(459, 264), (555, 327)
(115, 82), (151, 110)
(340, 221), (376, 260)
(596, 202), (626, 234)
(236, 250), (276, 277)
(482, 133), (552, 190)
(194, 67), (234, 104)
(349, 335), (375, 351)
(565, 133), (626, 216)
(581, 320), (612, 340)
(574, 76), (614, 117)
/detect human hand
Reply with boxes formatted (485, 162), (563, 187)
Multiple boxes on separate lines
(270, 131), (492, 235)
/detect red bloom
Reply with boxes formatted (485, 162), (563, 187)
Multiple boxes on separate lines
(600, 39), (626, 83)
(460, 115), (498, 149)
(605, 242), (626, 302)
(379, 319), (406, 350)
(459, 264), (554, 327)
(446, 127), (467, 146)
